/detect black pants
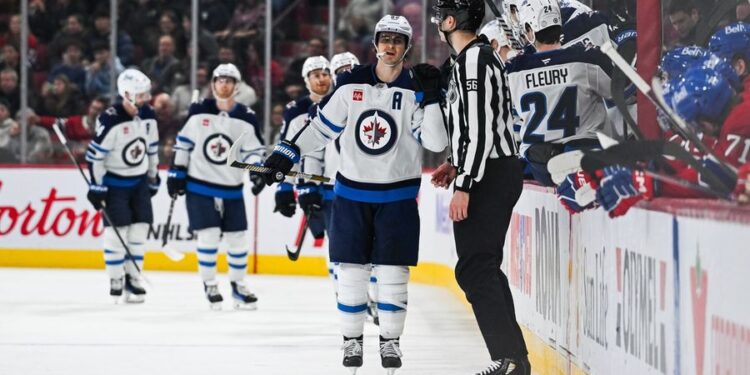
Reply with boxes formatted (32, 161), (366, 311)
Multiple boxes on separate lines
(453, 157), (528, 360)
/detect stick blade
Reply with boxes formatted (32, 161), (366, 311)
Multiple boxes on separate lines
(227, 131), (248, 167)
(163, 243), (185, 262)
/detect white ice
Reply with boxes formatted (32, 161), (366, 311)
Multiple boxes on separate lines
(0, 268), (493, 375)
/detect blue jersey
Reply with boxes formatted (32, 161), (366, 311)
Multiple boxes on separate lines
(507, 44), (613, 157)
(561, 8), (611, 49)
(173, 98), (265, 199)
(86, 103), (159, 187)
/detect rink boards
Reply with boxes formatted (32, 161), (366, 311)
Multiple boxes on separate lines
(2, 167), (750, 374)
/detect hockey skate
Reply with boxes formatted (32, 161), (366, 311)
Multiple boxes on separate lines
(230, 281), (258, 310)
(379, 336), (403, 374)
(110, 277), (123, 303)
(367, 298), (380, 326)
(341, 336), (363, 374)
(124, 274), (146, 303)
(203, 280), (223, 310)
(474, 357), (529, 375)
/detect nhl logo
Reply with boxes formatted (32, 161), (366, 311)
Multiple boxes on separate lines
(122, 137), (147, 166)
(354, 109), (397, 156)
(448, 80), (458, 104)
(203, 133), (233, 165)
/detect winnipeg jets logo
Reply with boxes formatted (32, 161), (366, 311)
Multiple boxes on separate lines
(122, 137), (147, 166)
(354, 110), (397, 155)
(203, 133), (233, 165)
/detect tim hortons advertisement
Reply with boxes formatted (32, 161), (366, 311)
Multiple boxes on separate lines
(502, 185), (575, 356)
(573, 208), (675, 375)
(677, 217), (750, 375)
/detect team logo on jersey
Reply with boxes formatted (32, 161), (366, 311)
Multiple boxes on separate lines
(122, 137), (147, 166)
(203, 133), (233, 165)
(202, 118), (210, 127)
(353, 89), (364, 101)
(354, 110), (397, 155)
(447, 79), (458, 104)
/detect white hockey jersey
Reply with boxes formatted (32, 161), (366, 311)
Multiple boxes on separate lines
(561, 8), (611, 49)
(173, 98), (265, 199)
(506, 44), (613, 157)
(288, 64), (448, 203)
(86, 104), (159, 187)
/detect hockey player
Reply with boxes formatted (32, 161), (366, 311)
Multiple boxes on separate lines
(709, 22), (750, 96)
(85, 69), (158, 303)
(330, 52), (361, 82)
(506, 0), (613, 215)
(479, 19), (518, 63)
(167, 63), (265, 310)
(261, 15), (448, 374)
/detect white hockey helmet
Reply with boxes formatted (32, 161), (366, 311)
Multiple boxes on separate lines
(301, 55), (331, 78)
(117, 68), (151, 103)
(519, 0), (562, 34)
(330, 52), (360, 74)
(212, 63), (242, 82)
(374, 15), (413, 46)
(480, 19), (512, 49)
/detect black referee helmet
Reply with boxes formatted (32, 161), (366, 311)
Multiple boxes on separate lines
(432, 0), (486, 32)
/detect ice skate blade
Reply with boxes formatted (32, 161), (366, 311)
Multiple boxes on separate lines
(386, 369), (397, 375)
(233, 301), (258, 310)
(209, 302), (222, 311)
(348, 367), (358, 374)
(125, 293), (145, 304)
(111, 295), (121, 304)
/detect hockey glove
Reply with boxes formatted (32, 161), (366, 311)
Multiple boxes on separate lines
(274, 183), (296, 218)
(411, 63), (442, 107)
(297, 183), (323, 215)
(262, 140), (300, 186)
(87, 184), (108, 210)
(595, 166), (653, 218)
(555, 170), (598, 214)
(148, 175), (161, 197)
(249, 172), (265, 196)
(166, 166), (187, 197)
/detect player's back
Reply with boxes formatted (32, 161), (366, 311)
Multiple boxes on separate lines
(506, 44), (612, 157)
(561, 8), (610, 48)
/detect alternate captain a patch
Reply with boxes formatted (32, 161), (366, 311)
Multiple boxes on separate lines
(354, 109), (397, 156)
(203, 133), (233, 165)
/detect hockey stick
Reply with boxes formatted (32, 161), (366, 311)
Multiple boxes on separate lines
(598, 41), (738, 183)
(227, 132), (331, 183)
(285, 211), (311, 261)
(159, 195), (185, 261)
(52, 123), (148, 277)
(484, 0), (524, 50)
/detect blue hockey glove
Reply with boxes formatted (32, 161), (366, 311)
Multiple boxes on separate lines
(297, 183), (322, 215)
(148, 175), (161, 197)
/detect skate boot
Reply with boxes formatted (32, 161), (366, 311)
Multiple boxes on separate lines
(367, 298), (380, 326)
(341, 335), (363, 374)
(230, 281), (258, 310)
(379, 336), (403, 374)
(110, 277), (123, 303)
(124, 274), (146, 303)
(474, 358), (528, 375)
(203, 280), (223, 310)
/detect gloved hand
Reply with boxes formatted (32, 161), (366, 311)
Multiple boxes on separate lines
(262, 140), (300, 186)
(734, 163), (750, 204)
(249, 173), (265, 196)
(167, 166), (187, 197)
(595, 166), (653, 218)
(297, 183), (322, 215)
(411, 63), (442, 107)
(556, 170), (598, 214)
(87, 184), (108, 210)
(274, 183), (296, 217)
(148, 175), (161, 197)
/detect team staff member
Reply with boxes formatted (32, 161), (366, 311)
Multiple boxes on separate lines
(430, 1), (529, 374)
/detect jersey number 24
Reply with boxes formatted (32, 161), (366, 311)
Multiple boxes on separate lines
(520, 86), (579, 144)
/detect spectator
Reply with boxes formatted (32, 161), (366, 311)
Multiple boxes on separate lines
(49, 41), (87, 91)
(214, 0), (265, 42)
(0, 69), (20, 116)
(85, 43), (124, 100)
(48, 14), (90, 65)
(181, 14), (219, 64)
(0, 14), (39, 56)
(0, 43), (21, 75)
(37, 96), (108, 161)
(333, 37), (350, 55)
(145, 10), (187, 59)
(0, 99), (17, 161)
(244, 43), (283, 96)
(171, 63), (211, 122)
(142, 35), (182, 94)
(87, 9), (135, 66)
(28, 0), (85, 43)
(268, 103), (284, 147)
(738, 0), (750, 22)
(337, 0), (388, 42)
(668, 1), (703, 47)
(0, 107), (53, 163)
(284, 37), (326, 101)
(39, 74), (84, 118)
(215, 45), (258, 106)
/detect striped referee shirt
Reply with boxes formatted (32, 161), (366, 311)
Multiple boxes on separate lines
(443, 37), (518, 192)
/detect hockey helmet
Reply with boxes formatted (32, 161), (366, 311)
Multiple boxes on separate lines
(700, 53), (742, 90)
(212, 63), (242, 82)
(117, 69), (151, 103)
(374, 15), (413, 46)
(658, 46), (708, 80)
(302, 55), (331, 94)
(480, 19), (512, 49)
(330, 52), (360, 74)
(518, 0), (562, 34)
(708, 23), (750, 65)
(671, 67), (733, 124)
(432, 0), (485, 32)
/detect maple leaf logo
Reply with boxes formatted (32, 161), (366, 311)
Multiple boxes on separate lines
(363, 113), (388, 147)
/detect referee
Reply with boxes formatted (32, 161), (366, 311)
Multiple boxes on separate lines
(431, 1), (529, 374)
